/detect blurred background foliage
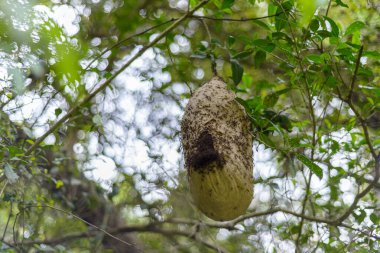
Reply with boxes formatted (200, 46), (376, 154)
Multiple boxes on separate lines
(0, 0), (380, 252)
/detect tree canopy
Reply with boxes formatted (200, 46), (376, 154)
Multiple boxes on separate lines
(1, 0), (380, 252)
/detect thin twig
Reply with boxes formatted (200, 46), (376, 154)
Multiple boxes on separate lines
(83, 18), (177, 71)
(21, 204), (134, 247)
(348, 46), (364, 102)
(30, 90), (61, 129)
(0, 181), (7, 200)
(190, 13), (281, 22)
(0, 97), (13, 111)
(199, 19), (217, 76)
(1, 202), (12, 241)
(325, 0), (332, 16)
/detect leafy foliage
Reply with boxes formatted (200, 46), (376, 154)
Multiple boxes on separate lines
(0, 0), (380, 252)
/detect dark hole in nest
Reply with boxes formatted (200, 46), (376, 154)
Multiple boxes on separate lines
(188, 131), (223, 171)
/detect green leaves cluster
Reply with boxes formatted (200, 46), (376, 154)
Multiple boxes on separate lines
(205, 1), (380, 250)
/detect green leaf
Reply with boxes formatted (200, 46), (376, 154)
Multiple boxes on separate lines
(268, 4), (277, 16)
(263, 88), (290, 107)
(353, 209), (366, 223)
(56, 180), (64, 189)
(326, 76), (338, 87)
(289, 137), (301, 147)
(253, 20), (270, 30)
(235, 97), (248, 108)
(329, 36), (340, 45)
(248, 0), (255, 5)
(317, 30), (332, 39)
(274, 1), (293, 31)
(275, 13), (287, 31)
(222, 0), (235, 9)
(272, 32), (293, 43)
(231, 59), (243, 85)
(227, 36), (235, 47)
(295, 153), (323, 179)
(264, 93), (279, 107)
(335, 0), (348, 8)
(258, 132), (276, 149)
(4, 164), (19, 184)
(247, 96), (264, 112)
(55, 108), (62, 117)
(337, 47), (355, 61)
(370, 213), (379, 224)
(289, 224), (300, 234)
(345, 21), (365, 36)
(254, 50), (266, 68)
(279, 1), (293, 13)
(211, 38), (222, 48)
(330, 185), (339, 200)
(323, 16), (340, 37)
(7, 146), (23, 157)
(345, 42), (362, 49)
(358, 67), (373, 77)
(310, 19), (319, 32)
(240, 74), (253, 89)
(297, 0), (316, 25)
(363, 50), (380, 60)
(252, 39), (275, 52)
(104, 72), (113, 79)
(330, 139), (340, 155)
(26, 139), (35, 145)
(306, 54), (322, 64)
(189, 0), (197, 8)
(232, 49), (253, 59)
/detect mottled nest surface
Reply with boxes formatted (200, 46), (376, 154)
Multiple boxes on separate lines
(181, 76), (253, 221)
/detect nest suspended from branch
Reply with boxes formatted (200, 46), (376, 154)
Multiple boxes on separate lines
(181, 76), (253, 221)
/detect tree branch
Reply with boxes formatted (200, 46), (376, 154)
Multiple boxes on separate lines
(9, 207), (380, 251)
(17, 204), (134, 247)
(348, 46), (364, 102)
(8, 221), (227, 253)
(83, 18), (178, 71)
(325, 0), (332, 17)
(170, 208), (380, 242)
(167, 208), (335, 229)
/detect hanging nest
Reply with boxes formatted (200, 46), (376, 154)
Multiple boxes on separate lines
(181, 76), (253, 221)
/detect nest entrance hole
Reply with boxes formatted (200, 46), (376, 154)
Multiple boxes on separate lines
(188, 131), (224, 171)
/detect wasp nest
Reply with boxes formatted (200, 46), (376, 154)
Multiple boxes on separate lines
(181, 76), (253, 221)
